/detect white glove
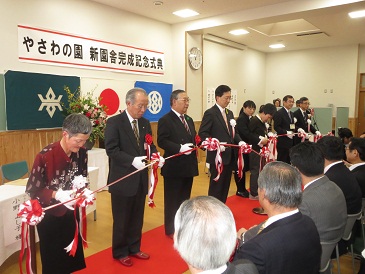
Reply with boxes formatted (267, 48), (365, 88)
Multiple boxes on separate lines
(158, 156), (165, 168)
(267, 132), (274, 138)
(287, 131), (294, 139)
(180, 143), (193, 155)
(315, 131), (321, 136)
(132, 156), (147, 169)
(55, 189), (76, 210)
(220, 142), (227, 152)
(81, 188), (94, 199)
(238, 141), (246, 147)
(297, 128), (305, 134)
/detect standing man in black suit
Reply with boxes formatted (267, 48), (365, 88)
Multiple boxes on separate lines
(248, 103), (277, 200)
(234, 162), (321, 274)
(293, 97), (320, 144)
(346, 137), (365, 197)
(235, 100), (256, 198)
(272, 95), (295, 164)
(157, 89), (199, 238)
(105, 88), (162, 267)
(199, 85), (244, 203)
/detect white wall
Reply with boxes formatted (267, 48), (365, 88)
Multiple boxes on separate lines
(265, 45), (359, 116)
(203, 41), (266, 116)
(0, 0), (173, 91)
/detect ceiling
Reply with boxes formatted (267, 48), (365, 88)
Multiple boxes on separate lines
(88, 0), (365, 53)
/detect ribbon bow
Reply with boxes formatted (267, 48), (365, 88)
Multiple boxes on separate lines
(201, 138), (223, 181)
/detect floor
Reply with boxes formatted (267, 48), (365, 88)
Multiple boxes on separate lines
(0, 160), (361, 273)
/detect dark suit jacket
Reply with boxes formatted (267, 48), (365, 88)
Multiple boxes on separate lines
(157, 111), (198, 178)
(351, 164), (365, 198)
(248, 115), (267, 152)
(299, 175), (347, 242)
(272, 107), (294, 149)
(325, 162), (362, 214)
(293, 108), (316, 134)
(223, 260), (259, 274)
(234, 212), (321, 274)
(199, 105), (242, 165)
(236, 112), (251, 143)
(104, 111), (156, 196)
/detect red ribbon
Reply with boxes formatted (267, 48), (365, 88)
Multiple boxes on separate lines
(237, 144), (252, 179)
(195, 135), (201, 157)
(148, 152), (160, 208)
(201, 138), (223, 181)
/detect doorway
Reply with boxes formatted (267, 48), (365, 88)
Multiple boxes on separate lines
(357, 74), (365, 136)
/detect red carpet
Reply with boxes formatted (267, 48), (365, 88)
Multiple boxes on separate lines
(76, 196), (267, 274)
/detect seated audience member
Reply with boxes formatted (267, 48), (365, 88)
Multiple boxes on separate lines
(234, 161), (321, 274)
(174, 196), (258, 274)
(235, 100), (256, 198)
(317, 136), (362, 214)
(289, 142), (347, 244)
(345, 137), (365, 198)
(338, 127), (353, 160)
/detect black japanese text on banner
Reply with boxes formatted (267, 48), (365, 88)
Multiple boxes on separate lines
(18, 25), (165, 76)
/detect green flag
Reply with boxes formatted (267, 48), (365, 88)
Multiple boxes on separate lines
(5, 70), (79, 130)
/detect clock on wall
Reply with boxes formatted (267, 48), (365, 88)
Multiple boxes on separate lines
(188, 47), (203, 70)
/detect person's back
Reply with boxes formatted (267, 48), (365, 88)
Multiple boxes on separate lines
(299, 176), (347, 242)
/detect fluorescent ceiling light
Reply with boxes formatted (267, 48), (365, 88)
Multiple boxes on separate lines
(173, 9), (199, 18)
(269, 43), (285, 49)
(229, 29), (249, 35)
(348, 10), (365, 18)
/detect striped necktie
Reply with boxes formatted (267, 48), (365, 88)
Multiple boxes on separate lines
(180, 115), (191, 134)
(257, 221), (266, 235)
(132, 119), (140, 147)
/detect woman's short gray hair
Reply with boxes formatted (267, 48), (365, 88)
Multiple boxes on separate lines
(174, 196), (237, 270)
(258, 161), (302, 208)
(62, 113), (92, 137)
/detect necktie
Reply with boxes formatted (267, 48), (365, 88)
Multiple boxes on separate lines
(288, 111), (292, 123)
(132, 120), (140, 147)
(257, 221), (266, 235)
(180, 115), (191, 134)
(222, 109), (229, 129)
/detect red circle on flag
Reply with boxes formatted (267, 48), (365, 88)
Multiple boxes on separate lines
(100, 88), (119, 115)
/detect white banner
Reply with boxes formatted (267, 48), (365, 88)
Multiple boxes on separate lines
(18, 25), (165, 76)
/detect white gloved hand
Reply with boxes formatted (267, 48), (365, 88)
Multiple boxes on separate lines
(297, 128), (305, 134)
(158, 156), (165, 168)
(315, 131), (321, 136)
(287, 131), (294, 139)
(132, 156), (147, 169)
(55, 189), (76, 210)
(220, 142), (227, 152)
(238, 141), (246, 147)
(180, 143), (193, 155)
(267, 132), (274, 138)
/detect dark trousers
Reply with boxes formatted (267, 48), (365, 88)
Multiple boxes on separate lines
(111, 186), (146, 259)
(249, 152), (262, 196)
(37, 210), (86, 274)
(208, 162), (233, 203)
(163, 176), (193, 235)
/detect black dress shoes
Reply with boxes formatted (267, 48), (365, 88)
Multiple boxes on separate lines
(252, 207), (267, 215)
(236, 190), (249, 198)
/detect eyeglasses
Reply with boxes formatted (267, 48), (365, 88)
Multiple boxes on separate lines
(177, 98), (191, 103)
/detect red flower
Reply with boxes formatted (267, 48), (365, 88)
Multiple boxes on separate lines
(145, 134), (153, 145)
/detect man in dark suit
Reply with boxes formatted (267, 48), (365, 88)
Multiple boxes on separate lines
(199, 85), (244, 203)
(272, 95), (295, 164)
(234, 162), (321, 274)
(293, 97), (320, 145)
(317, 136), (362, 214)
(104, 88), (161, 267)
(174, 196), (259, 274)
(346, 137), (365, 197)
(235, 100), (256, 198)
(247, 103), (276, 200)
(157, 89), (198, 238)
(290, 142), (347, 272)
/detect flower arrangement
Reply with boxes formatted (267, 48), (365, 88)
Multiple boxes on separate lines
(62, 86), (108, 142)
